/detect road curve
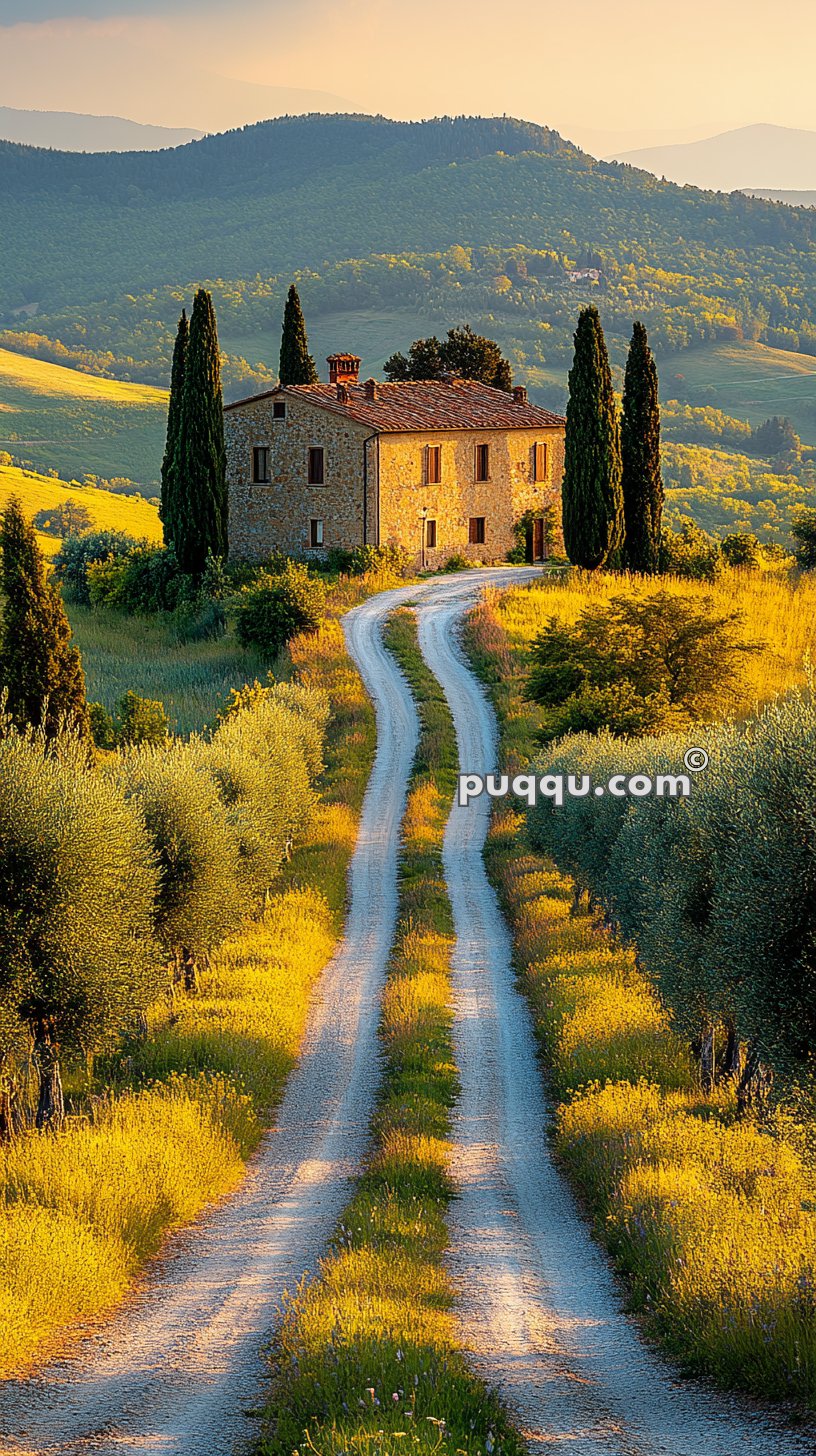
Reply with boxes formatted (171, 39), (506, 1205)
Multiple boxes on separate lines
(0, 569), (528, 1456)
(415, 591), (813, 1456)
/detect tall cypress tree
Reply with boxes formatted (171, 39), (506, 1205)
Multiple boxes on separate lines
(160, 308), (188, 551)
(173, 290), (227, 574)
(0, 498), (90, 742)
(562, 306), (623, 569)
(279, 283), (318, 385)
(621, 321), (663, 574)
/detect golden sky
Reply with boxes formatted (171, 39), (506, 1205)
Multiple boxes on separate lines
(0, 0), (812, 152)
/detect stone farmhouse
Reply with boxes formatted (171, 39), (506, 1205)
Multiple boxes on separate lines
(224, 352), (566, 569)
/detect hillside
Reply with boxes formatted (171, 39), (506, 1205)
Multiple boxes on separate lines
(0, 107), (202, 153)
(615, 123), (816, 193)
(0, 347), (167, 486)
(0, 462), (162, 559)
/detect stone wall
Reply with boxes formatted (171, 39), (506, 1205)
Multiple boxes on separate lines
(225, 391), (373, 561)
(226, 390), (565, 566)
(378, 425), (565, 566)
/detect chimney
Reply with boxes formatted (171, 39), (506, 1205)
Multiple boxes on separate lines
(327, 353), (362, 387)
(364, 378), (378, 402)
(513, 385), (528, 405)
(336, 382), (349, 403)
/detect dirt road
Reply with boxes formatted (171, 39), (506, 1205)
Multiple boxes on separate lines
(2, 566), (810, 1456)
(415, 586), (813, 1456)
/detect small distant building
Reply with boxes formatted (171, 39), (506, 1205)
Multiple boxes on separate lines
(566, 267), (602, 283)
(225, 352), (565, 568)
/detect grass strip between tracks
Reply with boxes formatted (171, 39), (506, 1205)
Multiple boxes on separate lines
(0, 615), (375, 1377)
(464, 587), (816, 1411)
(256, 606), (525, 1456)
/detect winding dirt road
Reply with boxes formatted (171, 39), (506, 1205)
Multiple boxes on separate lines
(1, 567), (811, 1456)
(415, 586), (813, 1456)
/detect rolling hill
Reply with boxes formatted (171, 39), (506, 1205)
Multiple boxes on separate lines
(0, 107), (202, 153)
(0, 347), (167, 487)
(615, 124), (816, 193)
(0, 462), (162, 560)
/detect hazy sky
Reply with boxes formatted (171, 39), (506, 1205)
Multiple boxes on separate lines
(0, 0), (813, 152)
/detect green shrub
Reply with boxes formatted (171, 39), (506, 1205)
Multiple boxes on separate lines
(234, 561), (326, 661)
(525, 590), (760, 739)
(441, 552), (471, 573)
(87, 546), (194, 615)
(721, 532), (762, 568)
(792, 509), (816, 570)
(659, 516), (722, 580)
(116, 690), (170, 747)
(0, 728), (160, 1124)
(349, 543), (411, 577)
(89, 701), (117, 750)
(33, 502), (92, 539)
(111, 745), (245, 963)
(53, 530), (147, 606)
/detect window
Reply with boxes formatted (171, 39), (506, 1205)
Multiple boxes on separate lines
(309, 518), (324, 548)
(469, 516), (486, 546)
(533, 441), (548, 481)
(308, 447), (325, 485)
(252, 446), (270, 484)
(475, 443), (490, 482)
(425, 445), (442, 485)
(273, 401), (286, 420)
(426, 519), (437, 549)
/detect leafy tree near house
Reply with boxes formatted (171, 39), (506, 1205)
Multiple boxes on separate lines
(0, 498), (90, 742)
(279, 283), (318, 386)
(621, 321), (663, 574)
(173, 290), (228, 574)
(384, 324), (513, 390)
(561, 306), (623, 569)
(160, 307), (188, 549)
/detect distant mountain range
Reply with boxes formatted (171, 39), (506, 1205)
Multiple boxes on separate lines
(614, 124), (816, 193)
(0, 107), (203, 153)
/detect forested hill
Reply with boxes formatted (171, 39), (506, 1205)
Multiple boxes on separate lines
(4, 110), (816, 323)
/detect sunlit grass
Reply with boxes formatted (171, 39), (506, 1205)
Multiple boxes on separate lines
(0, 603), (375, 1377)
(0, 461), (162, 560)
(257, 610), (524, 1456)
(471, 593), (816, 1408)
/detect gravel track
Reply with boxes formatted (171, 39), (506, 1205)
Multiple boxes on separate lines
(0, 592), (425, 1456)
(415, 589), (814, 1456)
(2, 565), (810, 1456)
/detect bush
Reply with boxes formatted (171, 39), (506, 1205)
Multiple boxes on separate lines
(53, 530), (147, 606)
(33, 502), (92, 539)
(87, 546), (195, 615)
(441, 553), (470, 573)
(349, 543), (411, 577)
(117, 690), (170, 747)
(721, 532), (762, 568)
(525, 590), (760, 739)
(0, 728), (160, 1124)
(89, 701), (117, 750)
(111, 744), (245, 964)
(234, 561), (326, 660)
(659, 516), (722, 580)
(791, 509), (816, 570)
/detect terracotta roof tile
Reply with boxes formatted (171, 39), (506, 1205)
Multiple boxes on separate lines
(225, 378), (565, 433)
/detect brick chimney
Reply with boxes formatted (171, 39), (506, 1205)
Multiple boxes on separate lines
(364, 378), (379, 402)
(513, 385), (528, 405)
(327, 353), (362, 387)
(336, 382), (349, 403)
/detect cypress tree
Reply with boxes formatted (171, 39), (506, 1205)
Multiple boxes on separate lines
(279, 283), (318, 385)
(0, 498), (90, 742)
(173, 289), (228, 574)
(160, 308), (188, 551)
(621, 321), (663, 574)
(562, 306), (623, 569)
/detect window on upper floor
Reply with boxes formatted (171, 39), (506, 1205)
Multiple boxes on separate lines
(475, 443), (490, 482)
(273, 401), (286, 420)
(252, 446), (270, 484)
(532, 441), (548, 481)
(308, 447), (325, 485)
(425, 444), (442, 485)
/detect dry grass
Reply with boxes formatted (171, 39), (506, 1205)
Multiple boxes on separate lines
(0, 462), (161, 559)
